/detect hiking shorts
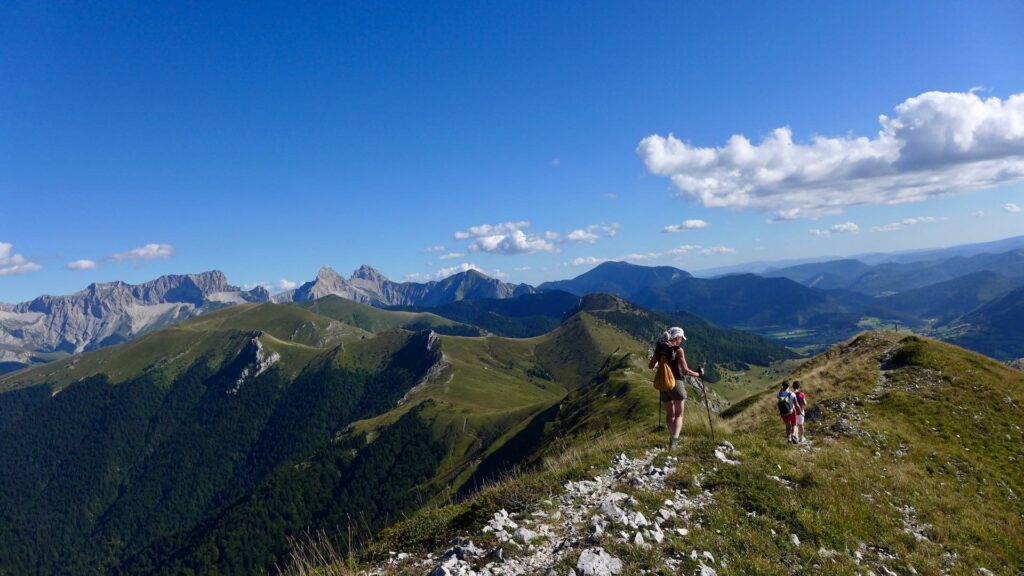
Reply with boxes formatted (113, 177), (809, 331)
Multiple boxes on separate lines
(781, 412), (797, 426)
(660, 379), (687, 402)
(796, 414), (805, 425)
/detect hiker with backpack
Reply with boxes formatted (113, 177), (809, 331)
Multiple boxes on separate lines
(778, 381), (798, 443)
(793, 381), (807, 443)
(649, 326), (704, 449)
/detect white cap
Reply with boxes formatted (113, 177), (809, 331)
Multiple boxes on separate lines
(668, 326), (686, 341)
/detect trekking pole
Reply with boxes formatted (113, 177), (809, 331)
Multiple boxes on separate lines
(699, 359), (716, 441)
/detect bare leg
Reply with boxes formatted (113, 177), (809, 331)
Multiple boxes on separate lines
(670, 400), (684, 438)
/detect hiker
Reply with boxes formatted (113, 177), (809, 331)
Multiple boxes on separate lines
(793, 380), (807, 443)
(649, 326), (703, 449)
(777, 381), (798, 443)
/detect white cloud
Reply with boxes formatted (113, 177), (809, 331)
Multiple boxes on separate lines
(809, 221), (860, 237)
(871, 215), (948, 232)
(407, 263), (489, 281)
(0, 242), (42, 276)
(701, 246), (737, 255)
(439, 252), (465, 260)
(638, 90), (1024, 220)
(565, 224), (620, 243)
(419, 245), (447, 253)
(491, 268), (509, 279)
(436, 262), (483, 278)
(1005, 202), (1021, 213)
(513, 266), (532, 271)
(573, 244), (701, 266)
(112, 243), (175, 262)
(900, 216), (947, 225)
(454, 221), (619, 255)
(66, 259), (98, 270)
(604, 192), (618, 200)
(662, 219), (711, 233)
(277, 279), (298, 291)
(973, 210), (986, 217)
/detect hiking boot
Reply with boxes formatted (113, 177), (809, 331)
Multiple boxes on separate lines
(669, 437), (679, 450)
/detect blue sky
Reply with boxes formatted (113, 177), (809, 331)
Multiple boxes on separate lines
(2, 1), (1023, 302)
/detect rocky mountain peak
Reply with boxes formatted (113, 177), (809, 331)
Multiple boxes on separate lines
(351, 264), (388, 282)
(316, 266), (341, 281)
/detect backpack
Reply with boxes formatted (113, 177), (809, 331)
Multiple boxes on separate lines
(653, 355), (676, 392)
(777, 391), (794, 416)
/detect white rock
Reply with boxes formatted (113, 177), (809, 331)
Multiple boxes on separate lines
(576, 547), (623, 576)
(714, 449), (740, 465)
(513, 527), (538, 544)
(790, 533), (801, 547)
(696, 564), (718, 576)
(632, 532), (645, 546)
(702, 550), (715, 563)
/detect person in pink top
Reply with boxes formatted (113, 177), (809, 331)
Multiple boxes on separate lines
(793, 381), (807, 443)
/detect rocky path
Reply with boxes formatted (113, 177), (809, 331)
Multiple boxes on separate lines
(366, 444), (737, 576)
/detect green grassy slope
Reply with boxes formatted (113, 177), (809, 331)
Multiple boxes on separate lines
(0, 302), (369, 392)
(331, 331), (1023, 576)
(0, 295), (810, 575)
(296, 295), (480, 335)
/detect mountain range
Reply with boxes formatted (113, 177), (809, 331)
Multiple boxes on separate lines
(275, 265), (537, 306)
(0, 265), (534, 373)
(4, 236), (1024, 375)
(0, 271), (269, 370)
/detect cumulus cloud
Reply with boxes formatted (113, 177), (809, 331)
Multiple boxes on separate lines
(1005, 203), (1021, 213)
(454, 221), (619, 255)
(662, 219), (711, 233)
(809, 221), (861, 236)
(112, 243), (175, 262)
(277, 279), (298, 291)
(638, 90), (1024, 220)
(871, 216), (948, 232)
(565, 224), (620, 243)
(572, 256), (605, 266)
(419, 245), (447, 253)
(66, 259), (98, 270)
(0, 242), (42, 276)
(439, 252), (465, 260)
